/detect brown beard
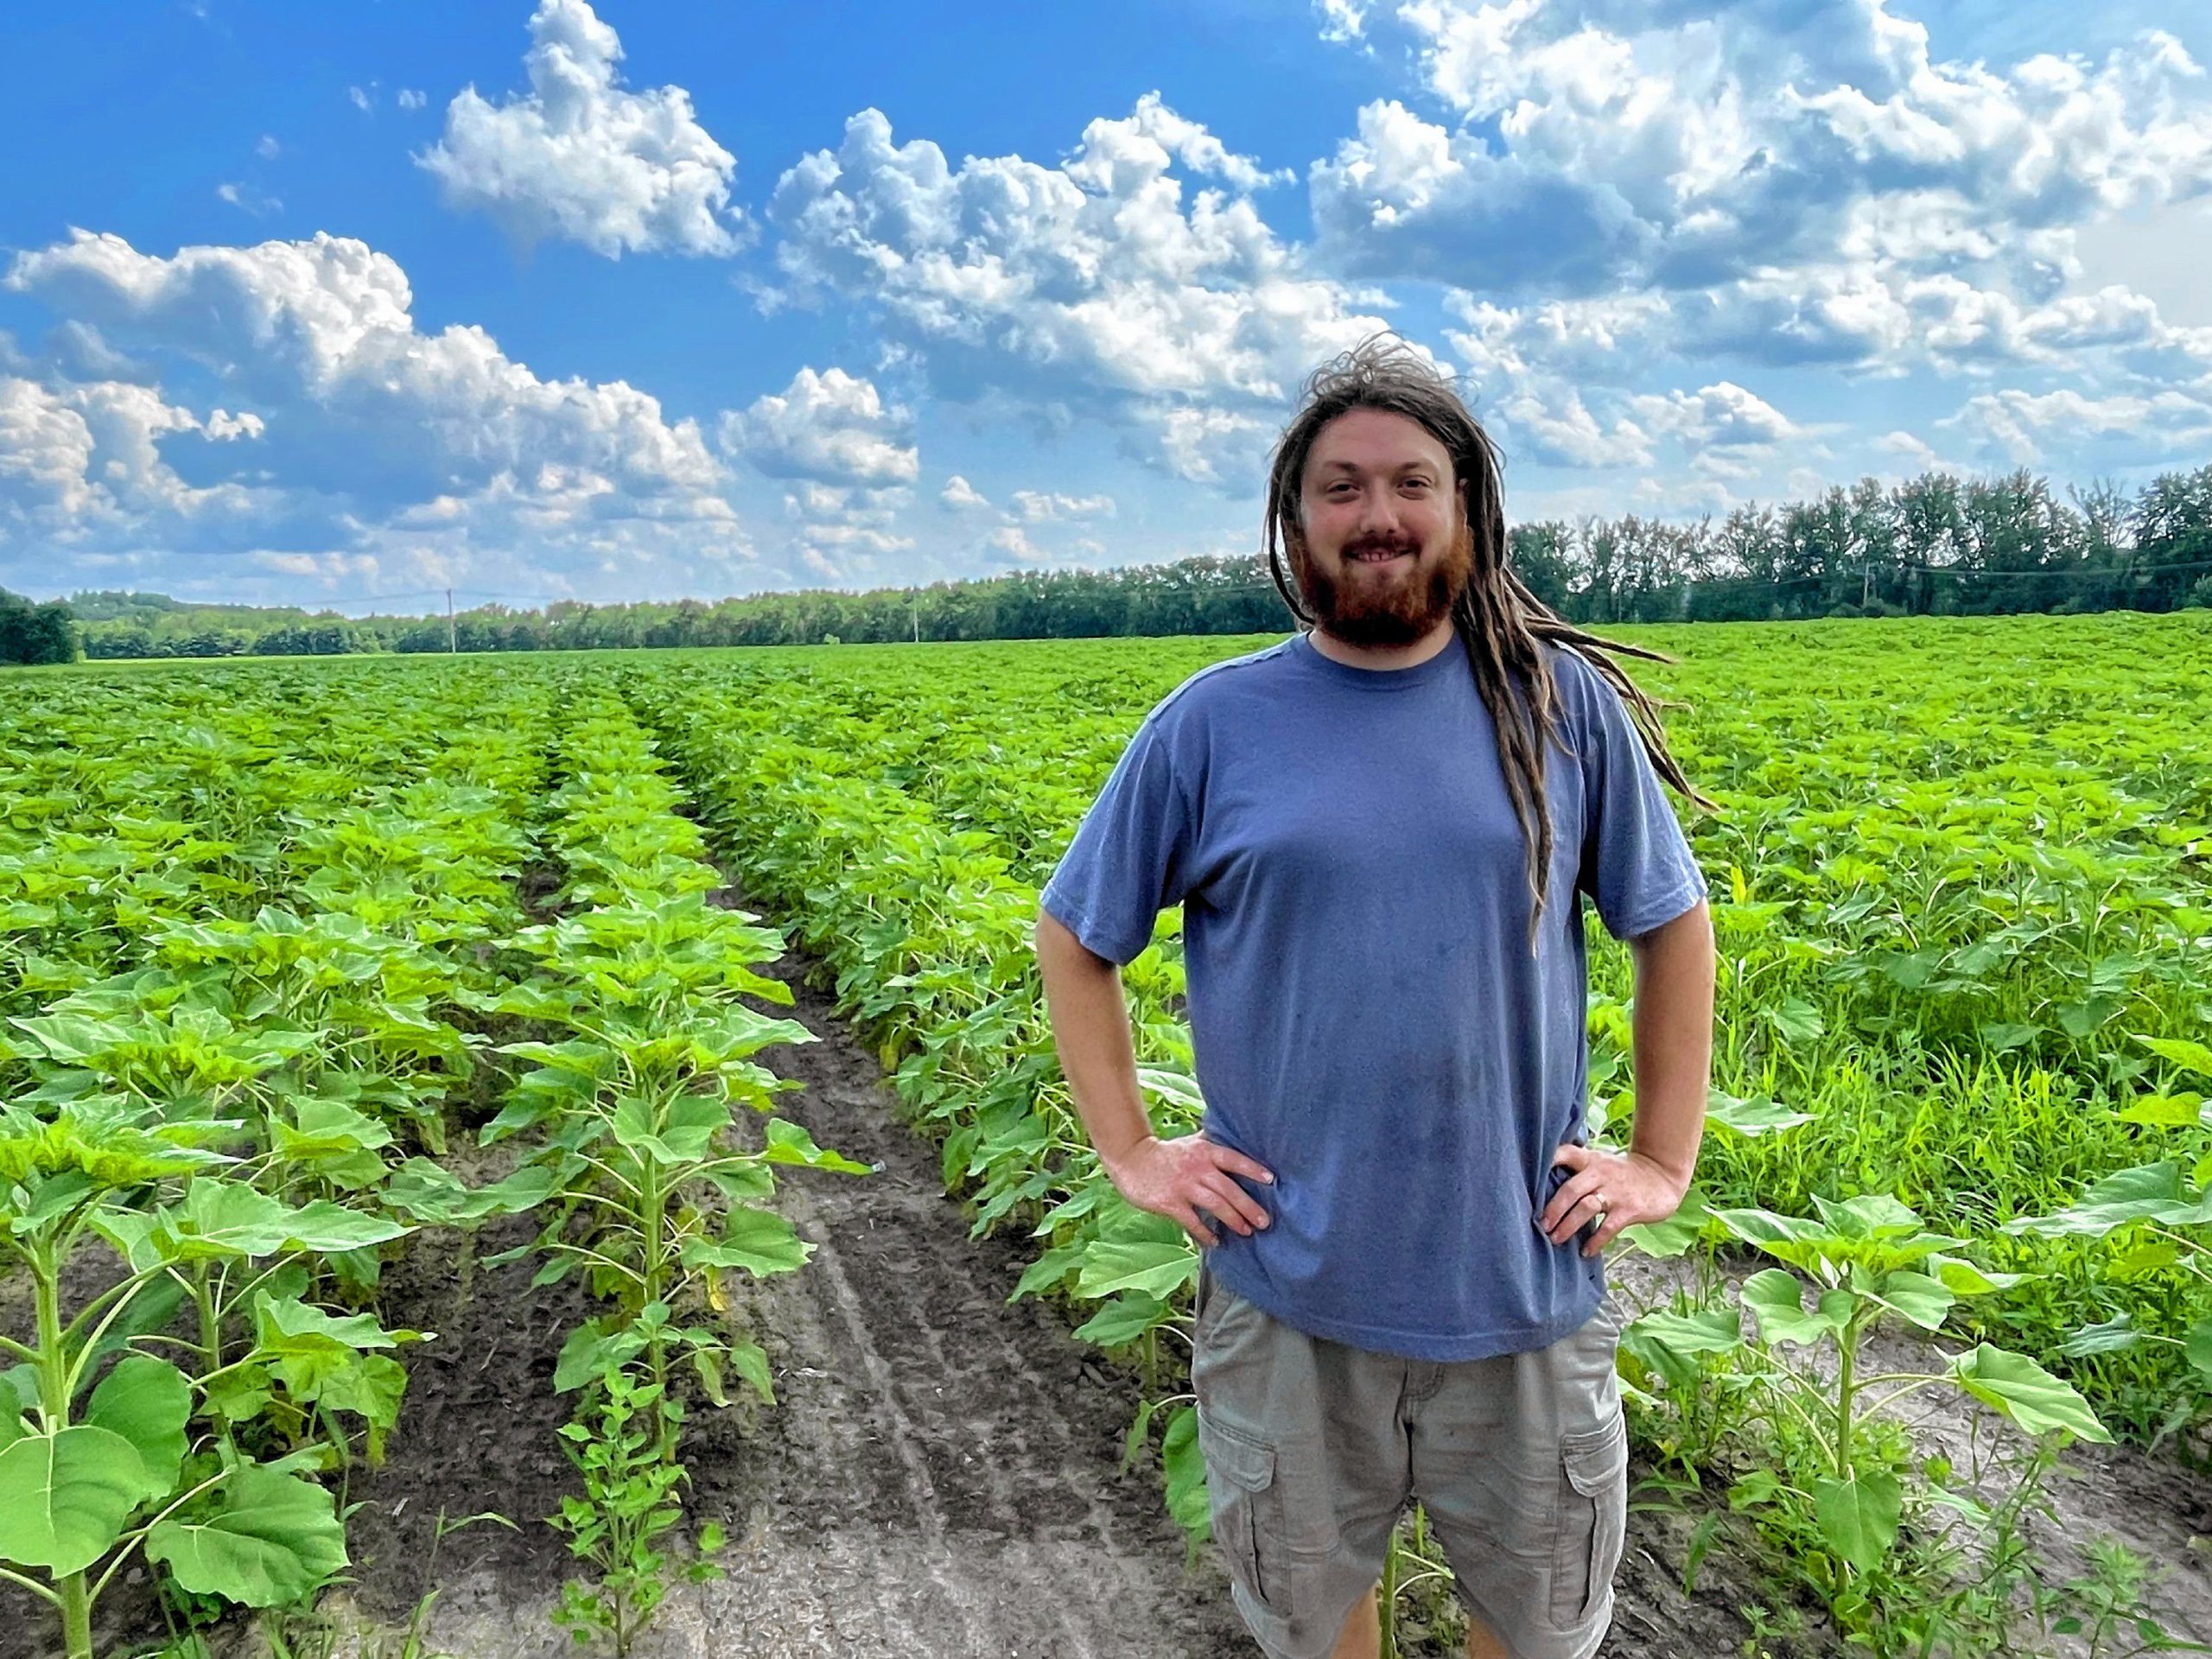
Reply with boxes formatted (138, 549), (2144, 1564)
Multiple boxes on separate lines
(1290, 520), (1477, 647)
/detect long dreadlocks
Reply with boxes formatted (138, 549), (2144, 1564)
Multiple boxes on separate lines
(1263, 333), (1716, 947)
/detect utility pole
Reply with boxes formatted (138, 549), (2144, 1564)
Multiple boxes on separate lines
(912, 592), (920, 645)
(446, 588), (456, 654)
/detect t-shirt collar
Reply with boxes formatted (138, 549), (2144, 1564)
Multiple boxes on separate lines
(1292, 628), (1464, 691)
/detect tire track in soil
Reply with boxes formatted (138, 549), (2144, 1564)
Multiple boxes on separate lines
(680, 936), (1257, 1658)
(333, 922), (1254, 1659)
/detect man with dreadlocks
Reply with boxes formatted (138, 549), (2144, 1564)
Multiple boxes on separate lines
(1034, 333), (1715, 1659)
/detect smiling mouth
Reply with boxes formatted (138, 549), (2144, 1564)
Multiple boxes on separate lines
(1349, 549), (1412, 565)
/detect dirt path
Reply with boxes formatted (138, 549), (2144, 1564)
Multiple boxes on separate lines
(673, 942), (1258, 1657)
(337, 933), (1255, 1658)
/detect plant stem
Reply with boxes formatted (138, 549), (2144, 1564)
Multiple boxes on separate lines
(1378, 1526), (1401, 1659)
(60, 1582), (92, 1659)
(638, 1096), (676, 1459)
(188, 1262), (243, 1461)
(34, 1240), (70, 1425)
(1835, 1313), (1859, 1484)
(34, 1241), (96, 1659)
(192, 1265), (222, 1378)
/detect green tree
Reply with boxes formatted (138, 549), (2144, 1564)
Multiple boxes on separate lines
(2132, 462), (2212, 613)
(0, 590), (80, 664)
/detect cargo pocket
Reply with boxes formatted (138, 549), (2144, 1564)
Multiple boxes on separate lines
(1197, 1408), (1291, 1621)
(1548, 1413), (1628, 1628)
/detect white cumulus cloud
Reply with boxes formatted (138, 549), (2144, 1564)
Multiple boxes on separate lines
(1317, 0), (1369, 43)
(779, 480), (915, 586)
(721, 366), (919, 487)
(1937, 385), (2212, 465)
(939, 474), (988, 509)
(1312, 2), (2212, 302)
(1010, 489), (1116, 522)
(1, 229), (730, 576)
(0, 372), (286, 549)
(985, 524), (1048, 565)
(1625, 381), (1802, 448)
(419, 0), (748, 258)
(761, 98), (1392, 490)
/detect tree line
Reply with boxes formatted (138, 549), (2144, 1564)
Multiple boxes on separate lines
(17, 461), (2212, 664)
(0, 589), (78, 664)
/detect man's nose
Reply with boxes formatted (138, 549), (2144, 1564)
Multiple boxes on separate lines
(1357, 491), (1406, 539)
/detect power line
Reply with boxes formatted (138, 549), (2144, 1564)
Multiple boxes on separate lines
(1897, 556), (2212, 579)
(321, 587), (567, 604)
(116, 556), (2210, 622)
(1669, 557), (2212, 587)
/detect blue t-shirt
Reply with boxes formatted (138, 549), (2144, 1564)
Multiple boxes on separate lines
(1039, 630), (1707, 1362)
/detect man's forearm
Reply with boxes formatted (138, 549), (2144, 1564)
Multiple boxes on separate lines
(1625, 899), (1715, 1191)
(1033, 907), (1155, 1169)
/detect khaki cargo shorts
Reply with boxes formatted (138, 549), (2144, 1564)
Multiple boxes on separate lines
(1190, 1262), (1630, 1659)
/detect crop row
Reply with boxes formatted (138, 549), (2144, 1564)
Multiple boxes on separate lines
(0, 663), (882, 1656)
(0, 668), (557, 1656)
(423, 680), (860, 1653)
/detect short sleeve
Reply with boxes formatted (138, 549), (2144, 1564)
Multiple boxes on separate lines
(1569, 658), (1708, 940)
(1039, 713), (1195, 964)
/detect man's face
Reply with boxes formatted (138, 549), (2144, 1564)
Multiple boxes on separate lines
(1290, 407), (1473, 648)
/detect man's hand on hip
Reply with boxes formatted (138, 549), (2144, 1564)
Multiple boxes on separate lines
(1104, 1133), (1275, 1249)
(1541, 1143), (1690, 1258)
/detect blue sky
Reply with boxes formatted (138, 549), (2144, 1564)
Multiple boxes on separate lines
(3, 0), (2209, 610)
